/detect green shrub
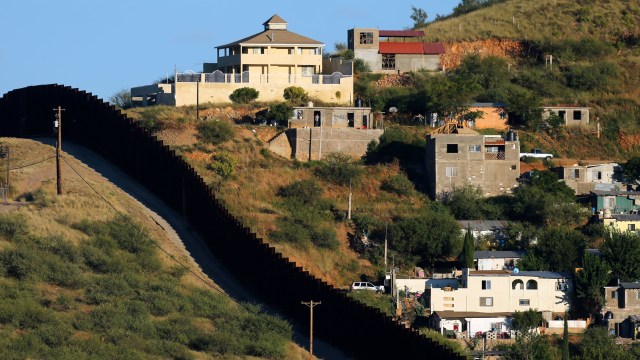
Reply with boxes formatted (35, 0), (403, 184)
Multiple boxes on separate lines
(283, 86), (309, 105)
(207, 152), (238, 178)
(196, 120), (235, 145)
(313, 153), (363, 186)
(0, 213), (28, 239)
(229, 87), (259, 104)
(266, 102), (293, 124)
(17, 188), (52, 208)
(0, 248), (36, 280)
(278, 179), (323, 203)
(310, 226), (338, 249)
(381, 173), (415, 196)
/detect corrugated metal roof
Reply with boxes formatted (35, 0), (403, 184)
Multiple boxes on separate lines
(459, 220), (509, 232)
(474, 251), (525, 259)
(610, 214), (640, 221)
(621, 282), (640, 289)
(379, 30), (425, 37)
(378, 42), (445, 55)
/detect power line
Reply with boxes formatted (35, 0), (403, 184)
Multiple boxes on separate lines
(60, 155), (292, 335)
(9, 156), (56, 171)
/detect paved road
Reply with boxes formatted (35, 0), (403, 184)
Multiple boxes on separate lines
(35, 138), (351, 360)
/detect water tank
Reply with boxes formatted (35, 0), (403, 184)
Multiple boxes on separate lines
(307, 101), (314, 108)
(355, 97), (363, 108)
(507, 129), (518, 142)
(604, 208), (612, 219)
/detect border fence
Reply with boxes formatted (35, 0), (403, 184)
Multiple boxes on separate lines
(0, 84), (464, 359)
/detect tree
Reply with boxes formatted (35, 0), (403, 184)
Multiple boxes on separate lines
(229, 87), (259, 104)
(575, 252), (610, 316)
(389, 208), (460, 266)
(410, 6), (428, 28)
(535, 226), (584, 272)
(506, 310), (552, 360)
(577, 327), (633, 360)
(283, 86), (308, 106)
(462, 226), (474, 268)
(109, 88), (132, 109)
(601, 230), (640, 281)
(313, 153), (363, 186)
(353, 58), (371, 74)
(266, 102), (293, 125)
(623, 156), (640, 187)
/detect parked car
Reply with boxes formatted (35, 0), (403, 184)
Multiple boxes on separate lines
(351, 282), (385, 293)
(520, 149), (553, 161)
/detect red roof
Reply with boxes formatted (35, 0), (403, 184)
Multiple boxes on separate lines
(379, 42), (445, 55)
(379, 30), (424, 37)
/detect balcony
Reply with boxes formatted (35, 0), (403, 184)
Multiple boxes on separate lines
(485, 152), (506, 160)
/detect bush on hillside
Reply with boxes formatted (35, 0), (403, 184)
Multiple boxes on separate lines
(229, 87), (259, 104)
(196, 120), (235, 145)
(207, 152), (238, 178)
(381, 173), (415, 196)
(313, 153), (363, 186)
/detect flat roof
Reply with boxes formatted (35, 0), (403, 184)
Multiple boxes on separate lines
(433, 311), (513, 319)
(474, 250), (525, 259)
(591, 190), (640, 196)
(515, 271), (571, 279)
(379, 30), (425, 37)
(460, 220), (509, 232)
(610, 214), (640, 221)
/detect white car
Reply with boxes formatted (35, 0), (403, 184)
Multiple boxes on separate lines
(351, 282), (385, 293)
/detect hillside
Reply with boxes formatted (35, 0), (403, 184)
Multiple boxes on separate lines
(0, 138), (304, 359)
(423, 0), (640, 43)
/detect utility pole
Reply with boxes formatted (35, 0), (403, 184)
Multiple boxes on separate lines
(301, 300), (321, 359)
(384, 223), (388, 268)
(54, 106), (65, 195)
(347, 180), (352, 220)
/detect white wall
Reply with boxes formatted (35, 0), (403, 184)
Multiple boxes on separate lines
(466, 317), (512, 334)
(396, 278), (459, 293)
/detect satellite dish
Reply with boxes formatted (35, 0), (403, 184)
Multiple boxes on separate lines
(513, 267), (520, 274)
(389, 107), (398, 114)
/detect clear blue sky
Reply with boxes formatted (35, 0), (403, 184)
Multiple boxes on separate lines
(0, 0), (459, 101)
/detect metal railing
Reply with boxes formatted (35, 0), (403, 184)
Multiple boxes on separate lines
(176, 70), (347, 85)
(485, 152), (506, 160)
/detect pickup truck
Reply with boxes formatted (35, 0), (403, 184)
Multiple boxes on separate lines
(520, 149), (553, 161)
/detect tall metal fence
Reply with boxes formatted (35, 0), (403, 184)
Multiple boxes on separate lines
(0, 84), (464, 360)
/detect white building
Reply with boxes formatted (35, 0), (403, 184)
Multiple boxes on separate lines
(429, 269), (572, 335)
(474, 250), (524, 271)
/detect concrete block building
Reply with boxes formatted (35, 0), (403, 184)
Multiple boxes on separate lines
(603, 282), (640, 338)
(425, 126), (520, 198)
(555, 162), (619, 195)
(132, 15), (353, 106)
(543, 105), (590, 127)
(348, 28), (444, 73)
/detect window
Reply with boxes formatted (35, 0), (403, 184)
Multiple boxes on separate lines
(469, 145), (481, 152)
(480, 297), (493, 307)
(629, 224), (636, 231)
(445, 167), (459, 177)
(251, 47), (265, 54)
(485, 146), (499, 153)
(612, 290), (618, 300)
(314, 47), (322, 55)
(526, 280), (538, 290)
(382, 54), (396, 70)
(573, 110), (582, 120)
(446, 144), (459, 153)
(301, 66), (314, 76)
(558, 110), (566, 120)
(556, 282), (568, 291)
(511, 165), (517, 170)
(499, 111), (507, 119)
(519, 299), (530, 306)
(637, 291), (640, 300)
(482, 280), (492, 290)
(512, 279), (524, 290)
(359, 32), (373, 44)
(572, 169), (580, 179)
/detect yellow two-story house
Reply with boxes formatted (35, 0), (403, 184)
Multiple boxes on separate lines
(132, 15), (353, 106)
